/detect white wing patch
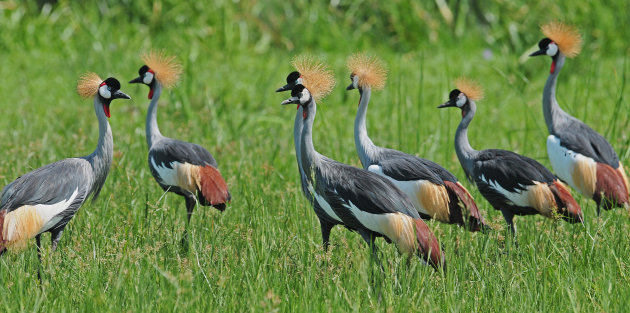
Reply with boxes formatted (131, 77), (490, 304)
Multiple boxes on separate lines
(307, 184), (342, 223)
(343, 201), (417, 255)
(478, 174), (531, 207)
(37, 188), (80, 232)
(150, 158), (201, 193)
(3, 188), (79, 246)
(367, 164), (436, 217)
(547, 135), (596, 197)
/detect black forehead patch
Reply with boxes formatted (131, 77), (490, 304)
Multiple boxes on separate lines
(449, 89), (461, 99)
(287, 71), (300, 84)
(104, 77), (121, 91)
(291, 84), (306, 97)
(538, 38), (552, 49)
(139, 65), (150, 76)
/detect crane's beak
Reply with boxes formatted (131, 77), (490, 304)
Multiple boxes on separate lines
(529, 49), (545, 57)
(129, 76), (143, 84)
(346, 83), (356, 90)
(276, 83), (293, 92)
(113, 90), (131, 100)
(281, 96), (300, 105)
(437, 100), (455, 108)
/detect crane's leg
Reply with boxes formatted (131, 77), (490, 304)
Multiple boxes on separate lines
(181, 195), (197, 248)
(50, 228), (64, 252)
(185, 195), (197, 225)
(359, 230), (384, 273)
(596, 203), (601, 217)
(359, 230), (384, 303)
(501, 209), (516, 236)
(501, 209), (519, 248)
(319, 220), (333, 252)
(35, 234), (42, 283)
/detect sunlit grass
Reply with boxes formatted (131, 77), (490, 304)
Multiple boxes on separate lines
(0, 1), (629, 312)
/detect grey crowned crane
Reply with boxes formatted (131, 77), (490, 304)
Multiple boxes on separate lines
(282, 84), (445, 270)
(438, 79), (583, 234)
(275, 56), (340, 250)
(129, 51), (230, 229)
(346, 53), (487, 232)
(529, 22), (629, 214)
(0, 73), (129, 267)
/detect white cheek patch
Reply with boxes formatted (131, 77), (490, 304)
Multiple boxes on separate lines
(456, 95), (467, 107)
(300, 89), (311, 104)
(352, 76), (359, 89)
(143, 72), (154, 84)
(547, 43), (558, 56)
(296, 77), (303, 85)
(98, 85), (111, 99)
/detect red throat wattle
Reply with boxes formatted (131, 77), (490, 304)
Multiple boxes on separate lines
(550, 60), (556, 74)
(302, 110), (307, 120)
(103, 104), (111, 118)
(148, 88), (154, 99)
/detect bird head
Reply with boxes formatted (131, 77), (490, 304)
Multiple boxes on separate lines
(345, 53), (387, 91)
(129, 65), (157, 99)
(529, 38), (558, 58)
(276, 71), (302, 92)
(529, 22), (582, 74)
(129, 51), (182, 99)
(346, 73), (360, 90)
(78, 73), (130, 118)
(281, 84), (312, 119)
(438, 89), (469, 110)
(438, 78), (483, 118)
(99, 78), (131, 118)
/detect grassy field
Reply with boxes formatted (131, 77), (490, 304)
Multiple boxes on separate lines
(0, 0), (629, 311)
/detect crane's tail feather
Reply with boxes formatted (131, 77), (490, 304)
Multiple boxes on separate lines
(548, 181), (583, 223)
(444, 181), (489, 232)
(199, 165), (231, 211)
(413, 218), (446, 271)
(594, 163), (630, 210)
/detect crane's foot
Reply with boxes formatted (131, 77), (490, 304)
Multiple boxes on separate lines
(180, 229), (190, 252)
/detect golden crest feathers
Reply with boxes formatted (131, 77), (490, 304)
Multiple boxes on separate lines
(541, 22), (582, 58)
(141, 51), (183, 88)
(454, 78), (484, 101)
(346, 53), (387, 90)
(77, 72), (103, 99)
(291, 55), (335, 101)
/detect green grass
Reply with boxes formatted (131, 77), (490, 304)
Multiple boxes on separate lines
(1, 0), (629, 311)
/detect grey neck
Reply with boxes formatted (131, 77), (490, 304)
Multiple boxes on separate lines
(294, 105), (305, 175)
(542, 53), (570, 134)
(300, 98), (321, 182)
(454, 101), (479, 177)
(146, 82), (164, 148)
(354, 87), (380, 167)
(84, 96), (113, 198)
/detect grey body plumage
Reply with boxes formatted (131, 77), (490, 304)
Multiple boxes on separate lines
(0, 78), (129, 259)
(283, 84), (445, 269)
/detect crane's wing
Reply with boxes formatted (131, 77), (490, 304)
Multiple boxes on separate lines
(313, 159), (420, 232)
(150, 138), (218, 169)
(473, 149), (556, 192)
(0, 158), (92, 233)
(377, 149), (452, 183)
(554, 120), (619, 168)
